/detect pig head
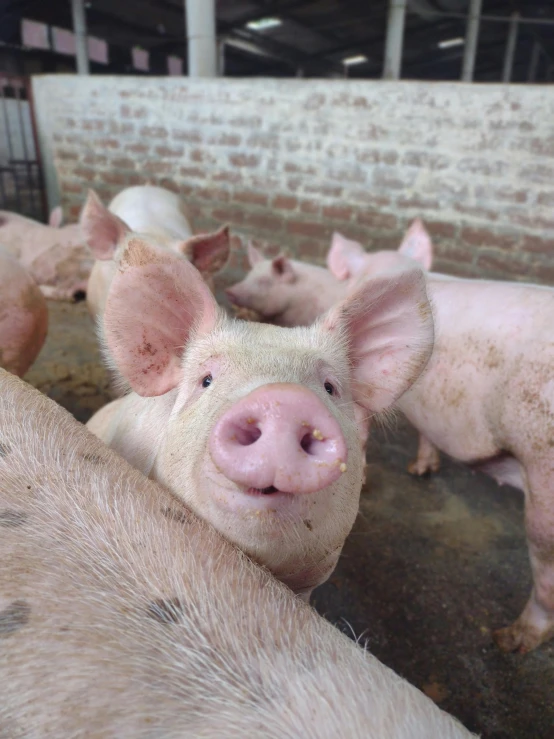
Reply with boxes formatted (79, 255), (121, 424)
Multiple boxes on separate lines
(88, 234), (435, 598)
(80, 189), (231, 321)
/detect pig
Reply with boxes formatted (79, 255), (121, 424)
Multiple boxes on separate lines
(226, 241), (345, 326)
(80, 186), (231, 320)
(86, 233), (434, 600)
(326, 219), (554, 654)
(0, 208), (92, 301)
(0, 370), (476, 738)
(0, 246), (48, 377)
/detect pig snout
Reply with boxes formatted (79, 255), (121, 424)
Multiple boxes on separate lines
(210, 383), (347, 495)
(224, 287), (242, 306)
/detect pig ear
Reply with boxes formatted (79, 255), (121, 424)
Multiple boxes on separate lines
(178, 224), (230, 275)
(271, 255), (295, 283)
(247, 241), (264, 267)
(322, 267), (434, 413)
(327, 232), (365, 281)
(398, 219), (433, 270)
(103, 237), (219, 397)
(80, 189), (131, 261)
(49, 206), (63, 228)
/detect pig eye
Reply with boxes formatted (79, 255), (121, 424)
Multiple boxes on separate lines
(201, 374), (213, 388)
(324, 381), (335, 396)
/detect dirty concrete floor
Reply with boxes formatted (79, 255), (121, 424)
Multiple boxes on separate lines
(25, 301), (554, 739)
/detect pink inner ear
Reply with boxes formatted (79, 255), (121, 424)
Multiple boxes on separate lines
(323, 267), (434, 413)
(104, 238), (219, 397)
(398, 219), (433, 270)
(181, 225), (230, 275)
(80, 190), (130, 261)
(327, 232), (365, 281)
(49, 206), (63, 228)
(247, 241), (263, 267)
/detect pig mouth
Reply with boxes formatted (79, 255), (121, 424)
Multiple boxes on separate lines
(247, 485), (281, 495)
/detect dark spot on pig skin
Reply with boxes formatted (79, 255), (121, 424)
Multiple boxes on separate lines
(0, 442), (11, 457)
(147, 597), (184, 625)
(303, 519), (313, 531)
(0, 509), (28, 527)
(160, 506), (190, 525)
(0, 600), (31, 637)
(83, 453), (103, 464)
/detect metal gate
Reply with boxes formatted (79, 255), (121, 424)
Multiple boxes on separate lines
(0, 75), (46, 222)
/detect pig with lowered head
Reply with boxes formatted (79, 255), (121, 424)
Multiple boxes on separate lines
(0, 371), (475, 738)
(0, 246), (48, 377)
(80, 185), (231, 320)
(0, 207), (92, 301)
(86, 232), (434, 598)
(226, 241), (345, 326)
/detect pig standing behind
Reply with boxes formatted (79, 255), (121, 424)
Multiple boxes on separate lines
(0, 208), (92, 300)
(0, 370), (476, 738)
(319, 221), (554, 654)
(81, 185), (231, 320)
(0, 246), (47, 376)
(87, 233), (434, 599)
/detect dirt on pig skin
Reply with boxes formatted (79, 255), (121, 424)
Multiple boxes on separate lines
(22, 298), (554, 739)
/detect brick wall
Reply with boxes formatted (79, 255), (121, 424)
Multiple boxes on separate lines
(32, 75), (554, 286)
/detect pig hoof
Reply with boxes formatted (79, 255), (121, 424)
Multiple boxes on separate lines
(407, 459), (440, 476)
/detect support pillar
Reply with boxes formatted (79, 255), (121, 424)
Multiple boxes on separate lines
(70, 0), (89, 75)
(502, 12), (520, 83)
(461, 0), (482, 82)
(383, 0), (407, 80)
(185, 0), (217, 77)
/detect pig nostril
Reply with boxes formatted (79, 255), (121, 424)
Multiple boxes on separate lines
(301, 432), (318, 455)
(231, 422), (261, 446)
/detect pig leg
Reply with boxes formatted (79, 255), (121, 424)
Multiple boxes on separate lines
(494, 464), (554, 653)
(408, 433), (441, 476)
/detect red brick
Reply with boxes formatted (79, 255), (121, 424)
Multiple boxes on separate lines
(179, 166), (204, 179)
(533, 263), (554, 284)
(507, 211), (554, 231)
(245, 212), (284, 232)
(538, 192), (554, 208)
(433, 259), (479, 279)
(110, 157), (135, 170)
(213, 171), (242, 184)
(103, 171), (128, 186)
(453, 203), (499, 221)
(460, 227), (521, 251)
(296, 239), (325, 260)
(190, 148), (215, 164)
(440, 244), (474, 265)
(358, 149), (398, 166)
(195, 187), (230, 203)
(212, 207), (245, 224)
(62, 181), (85, 194)
(457, 158), (507, 177)
(272, 195), (297, 211)
(72, 166), (95, 182)
(402, 151), (449, 170)
(172, 128), (202, 143)
(489, 187), (527, 205)
(126, 173), (147, 186)
(139, 125), (168, 139)
(229, 153), (260, 168)
(95, 138), (120, 150)
(233, 191), (268, 207)
(299, 199), (320, 215)
(356, 211), (397, 230)
(147, 162), (174, 175)
(247, 134), (279, 150)
(476, 249), (532, 277)
(125, 143), (150, 154)
(284, 161), (317, 176)
(120, 104), (148, 119)
(82, 119), (105, 131)
(155, 145), (184, 158)
(287, 220), (328, 239)
(426, 221), (457, 240)
(322, 205), (353, 222)
(373, 171), (407, 191)
(56, 150), (79, 161)
(304, 183), (343, 198)
(109, 122), (133, 136)
(521, 235), (553, 255)
(228, 115), (262, 129)
(208, 132), (241, 147)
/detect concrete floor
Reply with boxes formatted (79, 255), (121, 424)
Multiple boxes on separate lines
(25, 301), (554, 739)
